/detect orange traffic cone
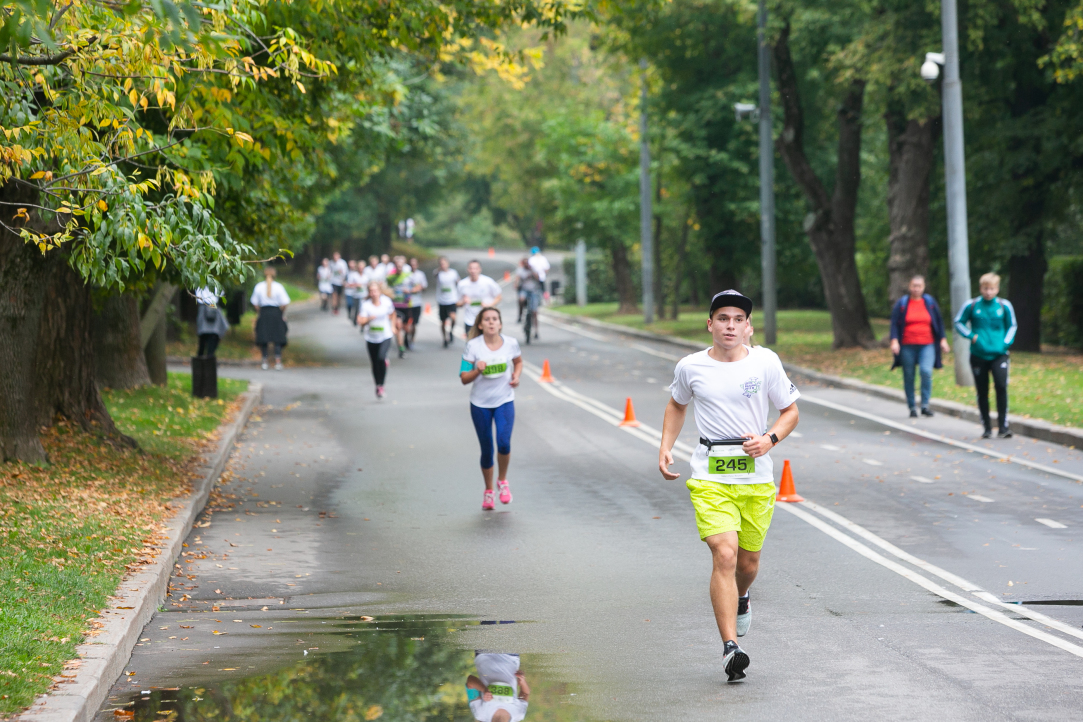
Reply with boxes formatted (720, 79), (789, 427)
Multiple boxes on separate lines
(488, 247), (495, 258)
(775, 459), (804, 502)
(538, 359), (554, 383)
(424, 303), (431, 315)
(619, 397), (641, 427)
(504, 270), (511, 281)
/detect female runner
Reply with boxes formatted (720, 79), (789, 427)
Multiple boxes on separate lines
(357, 281), (400, 398)
(460, 307), (522, 510)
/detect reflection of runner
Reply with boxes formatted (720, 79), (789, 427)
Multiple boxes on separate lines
(658, 290), (800, 683)
(457, 260), (503, 339)
(435, 257), (461, 348)
(460, 308), (522, 511)
(357, 282), (399, 399)
(466, 652), (530, 722)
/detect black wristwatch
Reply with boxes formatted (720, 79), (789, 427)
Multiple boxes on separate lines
(768, 433), (779, 445)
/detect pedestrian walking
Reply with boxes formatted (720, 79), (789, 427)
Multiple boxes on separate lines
(460, 307), (522, 511)
(466, 652), (530, 722)
(250, 267), (290, 371)
(195, 286), (229, 357)
(357, 281), (399, 398)
(658, 290), (800, 682)
(316, 258), (332, 311)
(435, 256), (461, 348)
(889, 275), (951, 418)
(954, 273), (1018, 438)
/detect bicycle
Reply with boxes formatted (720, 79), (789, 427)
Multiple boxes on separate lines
(523, 289), (540, 344)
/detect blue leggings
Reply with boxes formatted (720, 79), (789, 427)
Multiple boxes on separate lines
(470, 401), (515, 469)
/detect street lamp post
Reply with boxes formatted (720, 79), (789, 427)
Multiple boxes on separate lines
(757, 0), (777, 344)
(639, 58), (654, 325)
(922, 0), (975, 386)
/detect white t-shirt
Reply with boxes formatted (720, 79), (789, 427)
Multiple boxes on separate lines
(469, 653), (528, 722)
(345, 270), (365, 298)
(330, 259), (348, 286)
(360, 296), (396, 343)
(360, 265), (385, 288)
(316, 266), (333, 294)
(436, 269), (461, 305)
(669, 346), (800, 484)
(528, 254), (550, 282)
(408, 269), (428, 308)
(250, 281), (290, 308)
(457, 275), (503, 327)
(462, 334), (521, 408)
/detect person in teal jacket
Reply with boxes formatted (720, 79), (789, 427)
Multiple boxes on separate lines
(953, 273), (1018, 438)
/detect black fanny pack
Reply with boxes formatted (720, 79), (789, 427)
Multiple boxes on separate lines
(699, 437), (748, 451)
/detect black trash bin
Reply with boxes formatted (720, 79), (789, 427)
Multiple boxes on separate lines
(191, 355), (218, 398)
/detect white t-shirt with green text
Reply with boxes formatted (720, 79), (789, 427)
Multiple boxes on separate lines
(462, 334), (521, 408)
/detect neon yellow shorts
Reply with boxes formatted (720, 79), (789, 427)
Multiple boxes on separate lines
(685, 479), (776, 551)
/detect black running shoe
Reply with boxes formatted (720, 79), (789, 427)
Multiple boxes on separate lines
(921, 407), (934, 417)
(909, 409), (918, 418)
(998, 428), (1013, 438)
(722, 641), (749, 682)
(981, 427), (992, 439)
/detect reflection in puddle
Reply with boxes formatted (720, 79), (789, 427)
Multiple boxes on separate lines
(100, 616), (588, 721)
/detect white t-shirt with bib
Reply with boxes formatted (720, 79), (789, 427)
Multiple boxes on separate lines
(669, 346), (800, 485)
(462, 334), (521, 408)
(436, 269), (461, 305)
(316, 266), (333, 294)
(360, 296), (396, 343)
(457, 275), (503, 327)
(330, 259), (348, 286)
(345, 270), (364, 298)
(408, 269), (428, 307)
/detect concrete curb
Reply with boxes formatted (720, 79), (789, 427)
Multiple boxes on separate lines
(543, 309), (1083, 448)
(17, 383), (264, 722)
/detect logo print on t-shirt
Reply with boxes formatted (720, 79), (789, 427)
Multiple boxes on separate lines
(789, 383), (797, 394)
(740, 377), (762, 398)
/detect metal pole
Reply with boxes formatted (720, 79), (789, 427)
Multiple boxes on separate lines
(576, 239), (587, 307)
(639, 58), (654, 325)
(758, 0), (777, 345)
(941, 0), (974, 386)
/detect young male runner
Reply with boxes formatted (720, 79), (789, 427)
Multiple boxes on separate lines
(954, 272), (1017, 438)
(407, 257), (427, 347)
(658, 290), (800, 682)
(457, 260), (503, 338)
(329, 252), (348, 315)
(435, 257), (461, 347)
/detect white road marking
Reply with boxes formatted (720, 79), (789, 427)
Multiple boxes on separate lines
(911, 475), (935, 483)
(790, 431), (803, 438)
(801, 394), (1083, 484)
(1036, 518), (1068, 529)
(862, 458), (884, 467)
(967, 495), (995, 503)
(525, 368), (1083, 657)
(540, 314), (612, 342)
(629, 342), (683, 362)
(820, 444), (841, 451)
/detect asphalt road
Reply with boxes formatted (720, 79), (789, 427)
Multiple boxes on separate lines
(98, 255), (1083, 721)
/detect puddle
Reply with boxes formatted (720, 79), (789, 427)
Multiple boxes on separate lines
(97, 615), (593, 721)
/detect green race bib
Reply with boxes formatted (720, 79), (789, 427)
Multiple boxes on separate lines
(471, 300), (482, 306)
(482, 361), (507, 376)
(708, 454), (756, 475)
(370, 325), (384, 332)
(488, 684), (515, 698)
(441, 287), (452, 293)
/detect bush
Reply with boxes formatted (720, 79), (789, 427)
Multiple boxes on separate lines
(1042, 256), (1083, 350)
(562, 250), (641, 304)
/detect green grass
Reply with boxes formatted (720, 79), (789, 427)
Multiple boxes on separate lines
(0, 373), (247, 717)
(554, 304), (1083, 429)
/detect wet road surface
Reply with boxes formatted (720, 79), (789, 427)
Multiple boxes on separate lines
(99, 255), (1083, 721)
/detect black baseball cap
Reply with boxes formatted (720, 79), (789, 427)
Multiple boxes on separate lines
(709, 290), (753, 318)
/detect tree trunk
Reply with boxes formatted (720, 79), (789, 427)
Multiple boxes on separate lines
(1008, 233), (1046, 352)
(93, 294), (151, 390)
(673, 207), (692, 320)
(609, 240), (638, 315)
(886, 101), (939, 303)
(773, 22), (876, 348)
(145, 313), (168, 385)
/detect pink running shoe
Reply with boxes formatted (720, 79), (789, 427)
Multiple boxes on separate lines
(497, 479), (512, 505)
(375, 386), (385, 398)
(482, 490), (495, 511)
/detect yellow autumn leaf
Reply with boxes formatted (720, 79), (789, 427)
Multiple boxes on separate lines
(30, 171), (46, 179)
(97, 200), (108, 212)
(364, 706), (383, 720)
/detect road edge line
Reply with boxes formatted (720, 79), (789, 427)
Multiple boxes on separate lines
(17, 383), (264, 722)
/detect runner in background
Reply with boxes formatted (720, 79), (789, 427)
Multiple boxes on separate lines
(407, 257), (427, 349)
(435, 256), (462, 348)
(345, 260), (364, 325)
(954, 272), (1017, 438)
(466, 652), (530, 722)
(316, 258), (332, 312)
(362, 255), (385, 289)
(457, 260), (503, 339)
(357, 281), (399, 399)
(515, 258), (532, 323)
(387, 257), (413, 358)
(658, 290), (800, 683)
(377, 253), (392, 278)
(460, 307), (522, 511)
(329, 251), (348, 315)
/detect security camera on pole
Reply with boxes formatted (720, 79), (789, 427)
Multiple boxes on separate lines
(922, 0), (974, 386)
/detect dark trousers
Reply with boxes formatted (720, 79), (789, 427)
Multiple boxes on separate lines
(260, 343), (284, 360)
(367, 339), (391, 386)
(198, 333), (220, 357)
(971, 354), (1010, 430)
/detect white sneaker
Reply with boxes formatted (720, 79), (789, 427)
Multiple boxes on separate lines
(274, 361), (284, 371)
(261, 361), (268, 370)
